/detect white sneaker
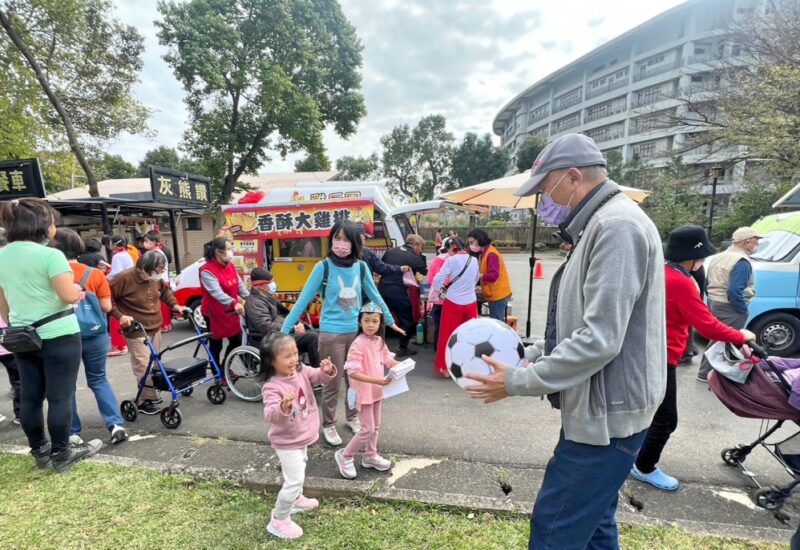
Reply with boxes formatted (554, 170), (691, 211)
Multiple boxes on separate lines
(362, 454), (392, 472)
(0, 414), (6, 424)
(335, 449), (357, 479)
(322, 426), (342, 446)
(110, 425), (128, 445)
(69, 434), (84, 445)
(346, 418), (361, 434)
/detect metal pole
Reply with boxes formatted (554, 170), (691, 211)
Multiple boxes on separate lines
(100, 202), (111, 235)
(168, 209), (182, 274)
(708, 175), (718, 237)
(525, 207), (539, 339)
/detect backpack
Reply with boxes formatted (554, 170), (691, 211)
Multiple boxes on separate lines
(321, 259), (369, 305)
(75, 267), (108, 338)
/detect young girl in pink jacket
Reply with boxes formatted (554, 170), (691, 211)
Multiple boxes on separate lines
(334, 302), (401, 479)
(261, 332), (335, 540)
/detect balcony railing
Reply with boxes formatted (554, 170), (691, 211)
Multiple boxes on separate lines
(585, 104), (626, 123)
(552, 92), (583, 114)
(585, 77), (629, 100)
(633, 59), (683, 82)
(528, 109), (550, 126)
(586, 130), (625, 143)
(686, 53), (723, 65)
(553, 118), (581, 133)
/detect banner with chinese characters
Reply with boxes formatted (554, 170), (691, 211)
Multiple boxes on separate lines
(149, 165), (211, 207)
(223, 200), (374, 239)
(0, 158), (45, 200)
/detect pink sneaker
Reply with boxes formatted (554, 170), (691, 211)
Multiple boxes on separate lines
(291, 494), (319, 514)
(267, 513), (303, 539)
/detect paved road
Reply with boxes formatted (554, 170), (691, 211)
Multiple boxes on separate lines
(0, 251), (796, 526)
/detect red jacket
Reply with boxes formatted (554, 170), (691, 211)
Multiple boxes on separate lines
(665, 263), (744, 365)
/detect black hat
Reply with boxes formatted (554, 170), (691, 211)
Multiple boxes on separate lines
(250, 268), (273, 284)
(665, 225), (716, 262)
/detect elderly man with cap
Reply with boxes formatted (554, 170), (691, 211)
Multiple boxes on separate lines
(244, 268), (321, 369)
(697, 226), (764, 382)
(631, 225), (756, 492)
(466, 133), (666, 550)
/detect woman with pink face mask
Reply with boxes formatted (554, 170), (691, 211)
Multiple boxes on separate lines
(280, 220), (404, 447)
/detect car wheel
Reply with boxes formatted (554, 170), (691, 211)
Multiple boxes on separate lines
(187, 298), (207, 330)
(752, 312), (800, 357)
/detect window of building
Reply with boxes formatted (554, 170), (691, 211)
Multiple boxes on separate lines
(691, 75), (704, 82)
(732, 44), (742, 56)
(531, 125), (549, 138)
(646, 54), (665, 66)
(528, 103), (549, 125)
(635, 85), (661, 106)
(556, 87), (582, 110)
(610, 58), (618, 66)
(554, 112), (581, 132)
(592, 64), (606, 74)
(694, 47), (706, 55)
(186, 217), (203, 231)
(633, 142), (657, 157)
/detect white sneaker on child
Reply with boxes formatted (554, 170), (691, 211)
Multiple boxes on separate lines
(267, 512), (303, 539)
(323, 426), (342, 446)
(362, 454), (392, 471)
(291, 494), (320, 514)
(346, 418), (361, 434)
(335, 449), (357, 479)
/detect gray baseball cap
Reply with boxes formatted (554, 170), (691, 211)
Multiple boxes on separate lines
(514, 133), (607, 197)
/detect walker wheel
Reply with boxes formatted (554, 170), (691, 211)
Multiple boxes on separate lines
(721, 446), (747, 466)
(160, 406), (182, 429)
(755, 487), (786, 511)
(120, 400), (138, 422)
(207, 384), (227, 405)
(181, 387), (194, 397)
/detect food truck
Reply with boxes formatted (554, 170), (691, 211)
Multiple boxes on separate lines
(175, 180), (475, 326)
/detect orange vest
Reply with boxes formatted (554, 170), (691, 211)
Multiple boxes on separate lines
(479, 245), (512, 301)
(127, 245), (141, 263)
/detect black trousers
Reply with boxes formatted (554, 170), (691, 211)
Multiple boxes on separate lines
(15, 333), (82, 455)
(635, 365), (678, 473)
(379, 285), (413, 347)
(1, 353), (21, 418)
(295, 329), (320, 369)
(205, 316), (242, 370)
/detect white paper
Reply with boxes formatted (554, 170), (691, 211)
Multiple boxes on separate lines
(382, 374), (409, 399)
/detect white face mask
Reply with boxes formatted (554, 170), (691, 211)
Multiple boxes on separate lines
(268, 281), (277, 293)
(226, 250), (234, 260)
(149, 273), (162, 281)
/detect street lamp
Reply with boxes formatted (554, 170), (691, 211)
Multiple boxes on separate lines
(708, 165), (723, 238)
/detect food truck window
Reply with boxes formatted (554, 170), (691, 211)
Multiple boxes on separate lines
(372, 210), (386, 239)
(395, 214), (414, 239)
(276, 238), (323, 258)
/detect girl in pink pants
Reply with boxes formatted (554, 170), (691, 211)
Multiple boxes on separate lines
(335, 303), (400, 478)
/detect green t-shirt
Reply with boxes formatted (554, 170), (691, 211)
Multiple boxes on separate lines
(0, 241), (80, 340)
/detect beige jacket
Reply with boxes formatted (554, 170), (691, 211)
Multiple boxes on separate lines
(706, 246), (755, 304)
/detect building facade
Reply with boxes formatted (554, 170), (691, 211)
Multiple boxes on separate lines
(493, 0), (763, 201)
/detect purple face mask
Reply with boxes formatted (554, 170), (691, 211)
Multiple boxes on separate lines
(537, 173), (574, 225)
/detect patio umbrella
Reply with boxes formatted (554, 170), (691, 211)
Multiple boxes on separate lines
(438, 174), (650, 338)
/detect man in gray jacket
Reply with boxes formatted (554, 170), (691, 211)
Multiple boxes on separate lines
(467, 134), (666, 550)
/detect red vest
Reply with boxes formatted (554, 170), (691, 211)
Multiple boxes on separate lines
(200, 259), (241, 339)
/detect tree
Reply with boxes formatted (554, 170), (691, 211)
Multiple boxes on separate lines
(136, 146), (204, 177)
(295, 152), (331, 172)
(641, 158), (703, 240)
(91, 153), (136, 181)
(605, 150), (648, 187)
(157, 0), (366, 206)
(515, 135), (548, 173)
(0, 0), (150, 197)
(336, 154), (380, 180)
(714, 167), (794, 241)
(450, 132), (509, 189)
(670, 1), (800, 176)
(380, 115), (454, 201)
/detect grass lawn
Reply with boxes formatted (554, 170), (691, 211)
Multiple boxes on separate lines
(0, 453), (788, 549)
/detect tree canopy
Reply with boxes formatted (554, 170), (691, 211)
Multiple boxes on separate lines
(295, 151), (331, 172)
(449, 132), (509, 189)
(335, 154), (380, 181)
(157, 0), (366, 206)
(515, 135), (548, 173)
(0, 0), (150, 196)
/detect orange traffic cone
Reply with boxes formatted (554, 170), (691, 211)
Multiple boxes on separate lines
(533, 260), (544, 279)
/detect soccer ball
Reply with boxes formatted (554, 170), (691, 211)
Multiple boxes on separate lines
(445, 317), (525, 389)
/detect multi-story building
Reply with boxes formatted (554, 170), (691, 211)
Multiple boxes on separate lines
(493, 0), (763, 202)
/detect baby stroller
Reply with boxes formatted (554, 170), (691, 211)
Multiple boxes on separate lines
(708, 341), (800, 515)
(119, 308), (226, 429)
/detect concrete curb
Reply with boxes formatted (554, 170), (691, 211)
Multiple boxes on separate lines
(1, 442), (792, 544)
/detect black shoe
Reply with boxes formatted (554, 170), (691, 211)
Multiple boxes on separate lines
(696, 371), (709, 383)
(395, 348), (417, 357)
(110, 425), (128, 445)
(137, 400), (161, 415)
(677, 355), (693, 366)
(30, 443), (52, 470)
(687, 348), (699, 357)
(52, 439), (102, 474)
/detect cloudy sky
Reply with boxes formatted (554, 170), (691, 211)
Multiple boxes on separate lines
(109, 0), (686, 173)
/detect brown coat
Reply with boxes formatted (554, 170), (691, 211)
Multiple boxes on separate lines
(110, 268), (178, 331)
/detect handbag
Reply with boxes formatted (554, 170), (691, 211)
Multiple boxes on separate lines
(439, 256), (472, 301)
(0, 310), (75, 353)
